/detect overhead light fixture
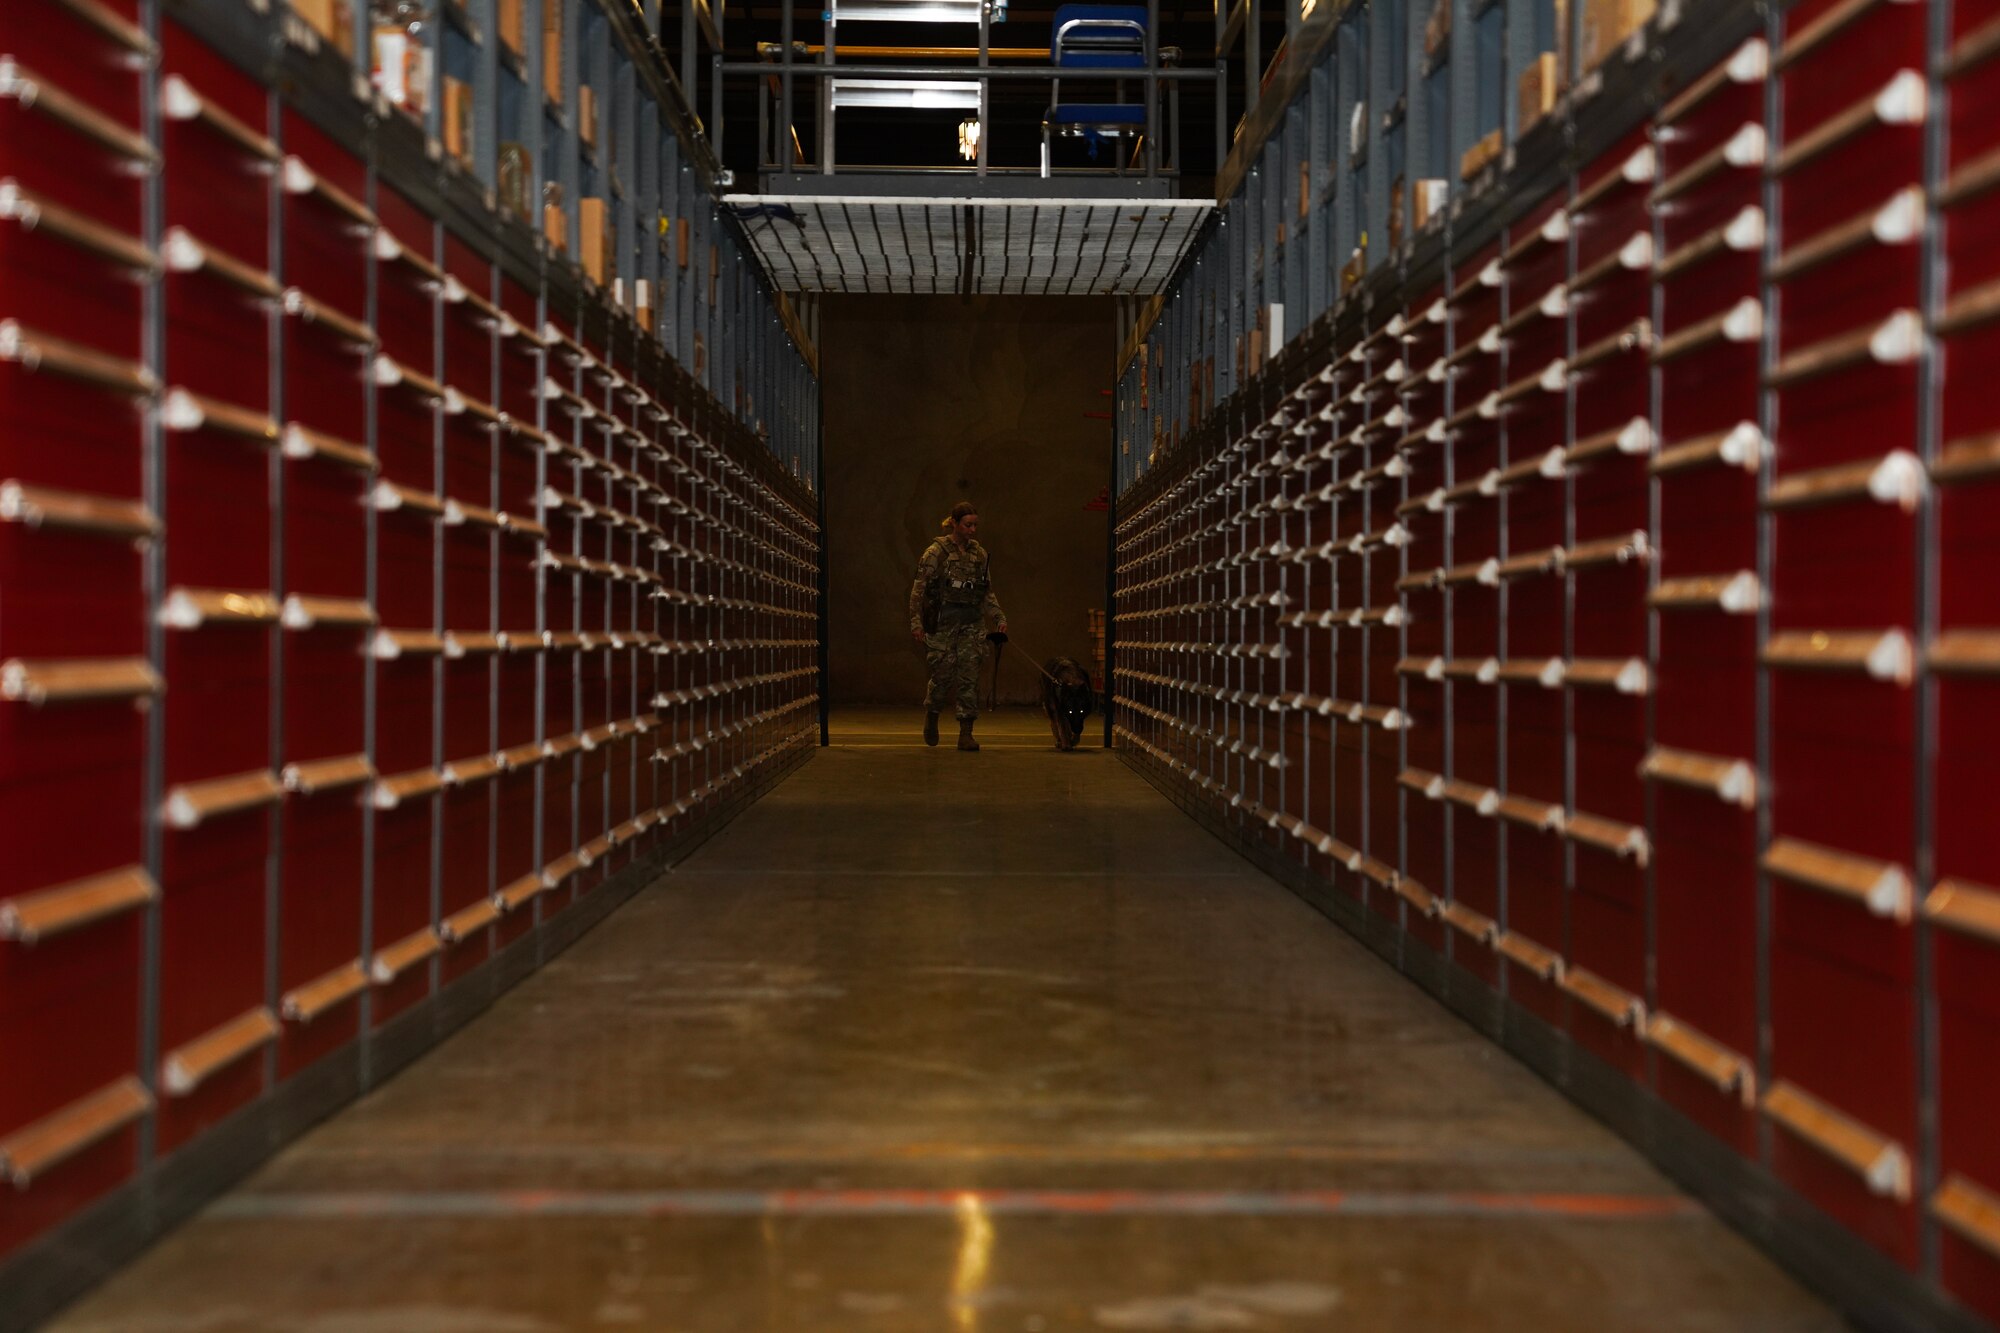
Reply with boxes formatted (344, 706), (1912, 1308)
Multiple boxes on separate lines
(831, 78), (981, 109)
(958, 117), (981, 161)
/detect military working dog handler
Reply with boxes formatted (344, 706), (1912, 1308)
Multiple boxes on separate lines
(909, 501), (1007, 751)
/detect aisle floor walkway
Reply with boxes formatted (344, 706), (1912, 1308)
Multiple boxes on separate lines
(53, 710), (1840, 1331)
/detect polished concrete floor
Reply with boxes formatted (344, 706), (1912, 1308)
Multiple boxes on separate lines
(52, 709), (1842, 1332)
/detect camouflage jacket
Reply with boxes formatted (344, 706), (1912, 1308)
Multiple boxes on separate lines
(909, 536), (1004, 634)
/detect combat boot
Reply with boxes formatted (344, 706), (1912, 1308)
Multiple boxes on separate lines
(923, 711), (940, 746)
(957, 717), (979, 752)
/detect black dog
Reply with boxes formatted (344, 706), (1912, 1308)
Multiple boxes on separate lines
(1042, 657), (1095, 750)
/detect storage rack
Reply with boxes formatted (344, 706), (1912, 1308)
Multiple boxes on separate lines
(1112, 0), (2000, 1328)
(0, 1), (822, 1322)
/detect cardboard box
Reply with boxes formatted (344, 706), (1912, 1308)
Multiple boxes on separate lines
(1298, 161), (1311, 218)
(498, 0), (525, 54)
(1340, 243), (1366, 292)
(1388, 174), (1407, 250)
(1460, 128), (1503, 180)
(542, 0), (564, 105)
(1518, 52), (1558, 133)
(1423, 0), (1451, 56)
(292, 0), (354, 57)
(677, 219), (690, 268)
(578, 197), (613, 286)
(498, 143), (533, 223)
(578, 84), (597, 148)
(372, 28), (430, 116)
(1414, 178), (1448, 229)
(1579, 0), (1656, 74)
(443, 76), (472, 164)
(544, 203), (568, 254)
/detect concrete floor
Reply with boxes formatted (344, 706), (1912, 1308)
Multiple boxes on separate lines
(51, 709), (1842, 1332)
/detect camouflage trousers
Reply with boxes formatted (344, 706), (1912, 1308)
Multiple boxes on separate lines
(923, 621), (988, 720)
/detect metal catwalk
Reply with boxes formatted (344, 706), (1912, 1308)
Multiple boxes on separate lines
(51, 710), (1838, 1331)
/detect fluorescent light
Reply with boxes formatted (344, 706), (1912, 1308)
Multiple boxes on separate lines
(830, 78), (982, 110)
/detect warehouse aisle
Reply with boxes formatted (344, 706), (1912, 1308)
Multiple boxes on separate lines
(51, 712), (1838, 1332)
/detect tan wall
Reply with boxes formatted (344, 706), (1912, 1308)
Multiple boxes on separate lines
(822, 294), (1113, 706)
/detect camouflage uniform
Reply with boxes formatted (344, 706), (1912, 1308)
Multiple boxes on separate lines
(909, 535), (1005, 720)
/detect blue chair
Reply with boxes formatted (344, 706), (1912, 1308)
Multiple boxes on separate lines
(1041, 4), (1150, 176)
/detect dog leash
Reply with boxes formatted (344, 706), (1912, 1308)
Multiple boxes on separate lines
(987, 632), (1066, 687)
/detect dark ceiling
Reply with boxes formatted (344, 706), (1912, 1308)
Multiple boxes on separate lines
(651, 1), (1292, 188)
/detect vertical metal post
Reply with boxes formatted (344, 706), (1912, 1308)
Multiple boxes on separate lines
(781, 0), (796, 168)
(978, 0), (990, 176)
(817, 373), (830, 743)
(1437, 194), (1457, 955)
(1145, 0), (1159, 176)
(820, 13), (837, 174)
(1752, 0), (1779, 1166)
(1495, 203), (1513, 989)
(683, 0), (699, 118)
(562, 0), (581, 252)
(359, 95), (384, 1055)
(1106, 366), (1118, 747)
(1247, 0), (1261, 118)
(485, 238), (501, 942)
(1364, 0), (1390, 273)
(531, 17), (550, 938)
(1448, 0), (1474, 192)
(1913, 0), (1949, 1278)
(1395, 291), (1410, 921)
(1216, 0), (1230, 173)
(137, 0), (165, 1176)
(477, 0), (502, 187)
(711, 1), (726, 161)
(758, 73), (770, 170)
(1640, 86), (1663, 1074)
(264, 84), (286, 1087)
